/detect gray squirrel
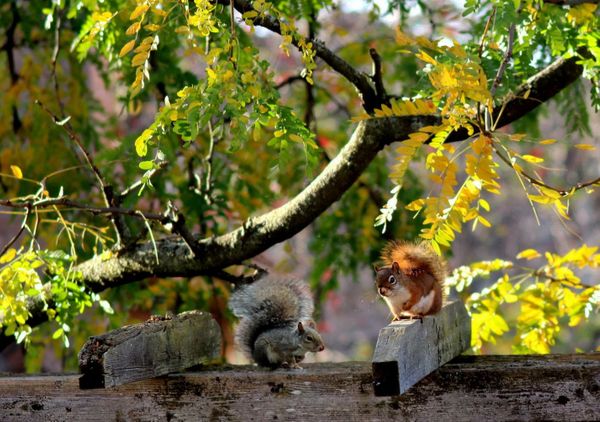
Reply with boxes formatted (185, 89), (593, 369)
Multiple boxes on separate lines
(229, 277), (325, 369)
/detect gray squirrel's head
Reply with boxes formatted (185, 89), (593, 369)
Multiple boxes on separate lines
(297, 321), (325, 352)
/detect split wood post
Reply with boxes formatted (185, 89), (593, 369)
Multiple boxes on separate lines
(78, 310), (222, 389)
(372, 300), (471, 396)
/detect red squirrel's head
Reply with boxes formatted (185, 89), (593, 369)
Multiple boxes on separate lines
(375, 261), (411, 298)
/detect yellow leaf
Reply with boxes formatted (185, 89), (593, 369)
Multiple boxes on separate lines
(406, 198), (425, 211)
(144, 24), (161, 32)
(477, 215), (491, 227)
(119, 40), (136, 57)
(130, 4), (149, 20)
(131, 52), (147, 67)
(516, 249), (541, 260)
(540, 139), (557, 145)
(0, 248), (17, 263)
(574, 143), (596, 151)
(416, 50), (437, 65)
(520, 154), (544, 164)
(10, 165), (23, 179)
(510, 133), (526, 141)
(567, 3), (598, 25)
(126, 21), (142, 36)
(151, 7), (168, 17)
(478, 198), (490, 211)
(242, 10), (258, 19)
(395, 29), (415, 46)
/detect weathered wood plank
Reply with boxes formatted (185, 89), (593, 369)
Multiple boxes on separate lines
(0, 355), (598, 421)
(372, 300), (471, 395)
(78, 310), (221, 388)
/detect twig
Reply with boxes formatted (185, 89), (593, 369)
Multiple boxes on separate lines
(229, 0), (237, 68)
(275, 74), (304, 89)
(478, 7), (496, 60)
(35, 99), (130, 243)
(163, 202), (201, 256)
(51, 6), (64, 116)
(493, 144), (600, 196)
(3, 2), (22, 132)
(204, 122), (216, 205)
(0, 197), (165, 221)
(369, 47), (387, 102)
(208, 264), (268, 286)
(0, 204), (31, 258)
(490, 22), (516, 97)
(119, 160), (168, 198)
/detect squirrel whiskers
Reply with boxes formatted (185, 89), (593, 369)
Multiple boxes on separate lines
(375, 241), (447, 320)
(229, 277), (325, 369)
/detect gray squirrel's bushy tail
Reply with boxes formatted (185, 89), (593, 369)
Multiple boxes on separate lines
(229, 277), (315, 358)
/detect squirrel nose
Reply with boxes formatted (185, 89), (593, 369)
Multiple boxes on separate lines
(378, 287), (386, 296)
(318, 345), (325, 352)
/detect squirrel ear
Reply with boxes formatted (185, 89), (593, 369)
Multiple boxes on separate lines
(373, 263), (380, 272)
(306, 319), (316, 329)
(392, 261), (400, 272)
(297, 321), (305, 334)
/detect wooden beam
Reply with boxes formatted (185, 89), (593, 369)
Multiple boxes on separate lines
(78, 310), (222, 388)
(372, 301), (471, 395)
(0, 355), (598, 420)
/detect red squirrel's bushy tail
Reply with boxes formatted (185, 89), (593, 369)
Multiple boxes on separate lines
(381, 240), (447, 287)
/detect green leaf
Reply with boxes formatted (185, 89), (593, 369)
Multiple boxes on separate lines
(139, 161), (154, 170)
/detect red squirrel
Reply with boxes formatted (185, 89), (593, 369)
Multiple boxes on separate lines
(374, 241), (446, 320)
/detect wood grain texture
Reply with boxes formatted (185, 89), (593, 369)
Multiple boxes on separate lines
(372, 301), (471, 395)
(78, 310), (222, 388)
(1, 355), (598, 421)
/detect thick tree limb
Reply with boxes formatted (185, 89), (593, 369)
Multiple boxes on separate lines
(75, 115), (439, 292)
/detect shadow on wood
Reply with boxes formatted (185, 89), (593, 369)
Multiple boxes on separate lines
(0, 355), (598, 421)
(372, 301), (471, 395)
(78, 310), (221, 389)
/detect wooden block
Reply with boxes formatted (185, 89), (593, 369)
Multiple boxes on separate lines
(78, 310), (222, 389)
(372, 300), (471, 396)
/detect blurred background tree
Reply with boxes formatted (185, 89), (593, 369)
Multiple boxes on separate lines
(0, 0), (598, 372)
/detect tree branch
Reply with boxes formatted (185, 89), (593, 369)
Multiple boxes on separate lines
(0, 197), (165, 221)
(3, 1), (22, 133)
(446, 52), (585, 143)
(219, 0), (379, 111)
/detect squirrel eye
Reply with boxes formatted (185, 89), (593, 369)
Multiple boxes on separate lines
(306, 336), (313, 341)
(388, 275), (396, 284)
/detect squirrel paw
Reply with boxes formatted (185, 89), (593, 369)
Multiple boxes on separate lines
(392, 314), (423, 322)
(281, 361), (302, 370)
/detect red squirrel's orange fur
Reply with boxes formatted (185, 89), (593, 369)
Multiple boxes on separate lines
(375, 241), (447, 320)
